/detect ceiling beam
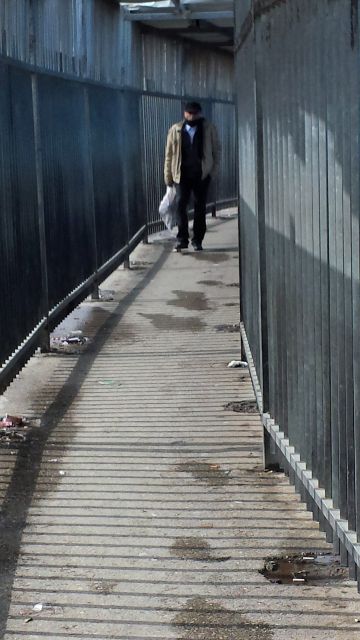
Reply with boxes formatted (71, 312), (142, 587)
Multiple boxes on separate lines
(124, 10), (233, 21)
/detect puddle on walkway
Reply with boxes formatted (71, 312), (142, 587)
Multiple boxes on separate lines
(225, 302), (238, 307)
(260, 553), (349, 586)
(139, 313), (206, 332)
(171, 537), (231, 562)
(226, 282), (239, 287)
(224, 401), (258, 413)
(168, 291), (211, 311)
(175, 460), (231, 486)
(197, 280), (223, 287)
(216, 323), (239, 333)
(173, 596), (273, 640)
(190, 252), (230, 263)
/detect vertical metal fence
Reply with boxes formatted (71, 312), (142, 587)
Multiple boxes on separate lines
(0, 53), (237, 395)
(141, 94), (238, 234)
(236, 0), (360, 583)
(0, 59), (148, 394)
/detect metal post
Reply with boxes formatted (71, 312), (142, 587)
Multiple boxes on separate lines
(83, 87), (100, 300)
(253, 5), (272, 466)
(31, 74), (50, 352)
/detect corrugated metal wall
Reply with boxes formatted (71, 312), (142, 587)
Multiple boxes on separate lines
(0, 59), (147, 386)
(0, 0), (234, 98)
(141, 94), (237, 233)
(141, 30), (234, 100)
(236, 0), (360, 574)
(0, 0), (132, 83)
(0, 0), (236, 393)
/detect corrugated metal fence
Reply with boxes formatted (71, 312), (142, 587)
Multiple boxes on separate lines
(236, 0), (360, 583)
(0, 58), (147, 394)
(0, 25), (236, 395)
(141, 94), (237, 232)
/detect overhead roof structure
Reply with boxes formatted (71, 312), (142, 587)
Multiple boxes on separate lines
(120, 0), (234, 51)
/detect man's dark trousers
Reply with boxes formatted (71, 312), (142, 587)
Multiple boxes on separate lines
(176, 174), (211, 246)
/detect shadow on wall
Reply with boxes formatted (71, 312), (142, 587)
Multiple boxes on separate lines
(239, 192), (360, 529)
(237, 0), (360, 525)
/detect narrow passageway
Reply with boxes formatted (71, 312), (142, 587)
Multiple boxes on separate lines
(0, 213), (359, 639)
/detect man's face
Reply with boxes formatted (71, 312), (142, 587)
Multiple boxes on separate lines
(184, 110), (200, 121)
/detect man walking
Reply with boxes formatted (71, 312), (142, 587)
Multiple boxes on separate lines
(164, 102), (220, 251)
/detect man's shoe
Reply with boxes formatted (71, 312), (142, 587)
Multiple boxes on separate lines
(191, 240), (203, 251)
(175, 241), (188, 252)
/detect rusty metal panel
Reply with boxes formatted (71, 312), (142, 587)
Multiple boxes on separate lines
(236, 0), (360, 565)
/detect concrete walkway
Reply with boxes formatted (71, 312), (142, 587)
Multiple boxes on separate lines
(0, 213), (360, 639)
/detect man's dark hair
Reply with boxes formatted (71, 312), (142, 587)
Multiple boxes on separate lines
(184, 101), (202, 114)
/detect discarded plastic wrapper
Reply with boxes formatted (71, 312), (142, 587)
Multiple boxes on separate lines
(63, 336), (88, 345)
(52, 335), (88, 346)
(227, 360), (248, 368)
(159, 186), (177, 231)
(0, 414), (25, 428)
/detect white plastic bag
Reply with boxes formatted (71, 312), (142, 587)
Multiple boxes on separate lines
(159, 186), (177, 230)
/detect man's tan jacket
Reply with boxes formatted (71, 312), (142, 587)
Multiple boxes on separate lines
(164, 119), (221, 186)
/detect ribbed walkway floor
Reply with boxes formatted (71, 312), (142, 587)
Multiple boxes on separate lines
(1, 214), (360, 639)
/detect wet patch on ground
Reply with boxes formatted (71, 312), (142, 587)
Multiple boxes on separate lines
(215, 323), (240, 333)
(92, 579), (118, 594)
(175, 460), (231, 486)
(173, 596), (273, 640)
(224, 401), (258, 413)
(189, 252), (230, 263)
(197, 280), (223, 287)
(225, 302), (238, 307)
(168, 291), (211, 311)
(110, 323), (137, 343)
(260, 553), (349, 586)
(226, 282), (239, 287)
(171, 537), (231, 562)
(139, 313), (206, 332)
